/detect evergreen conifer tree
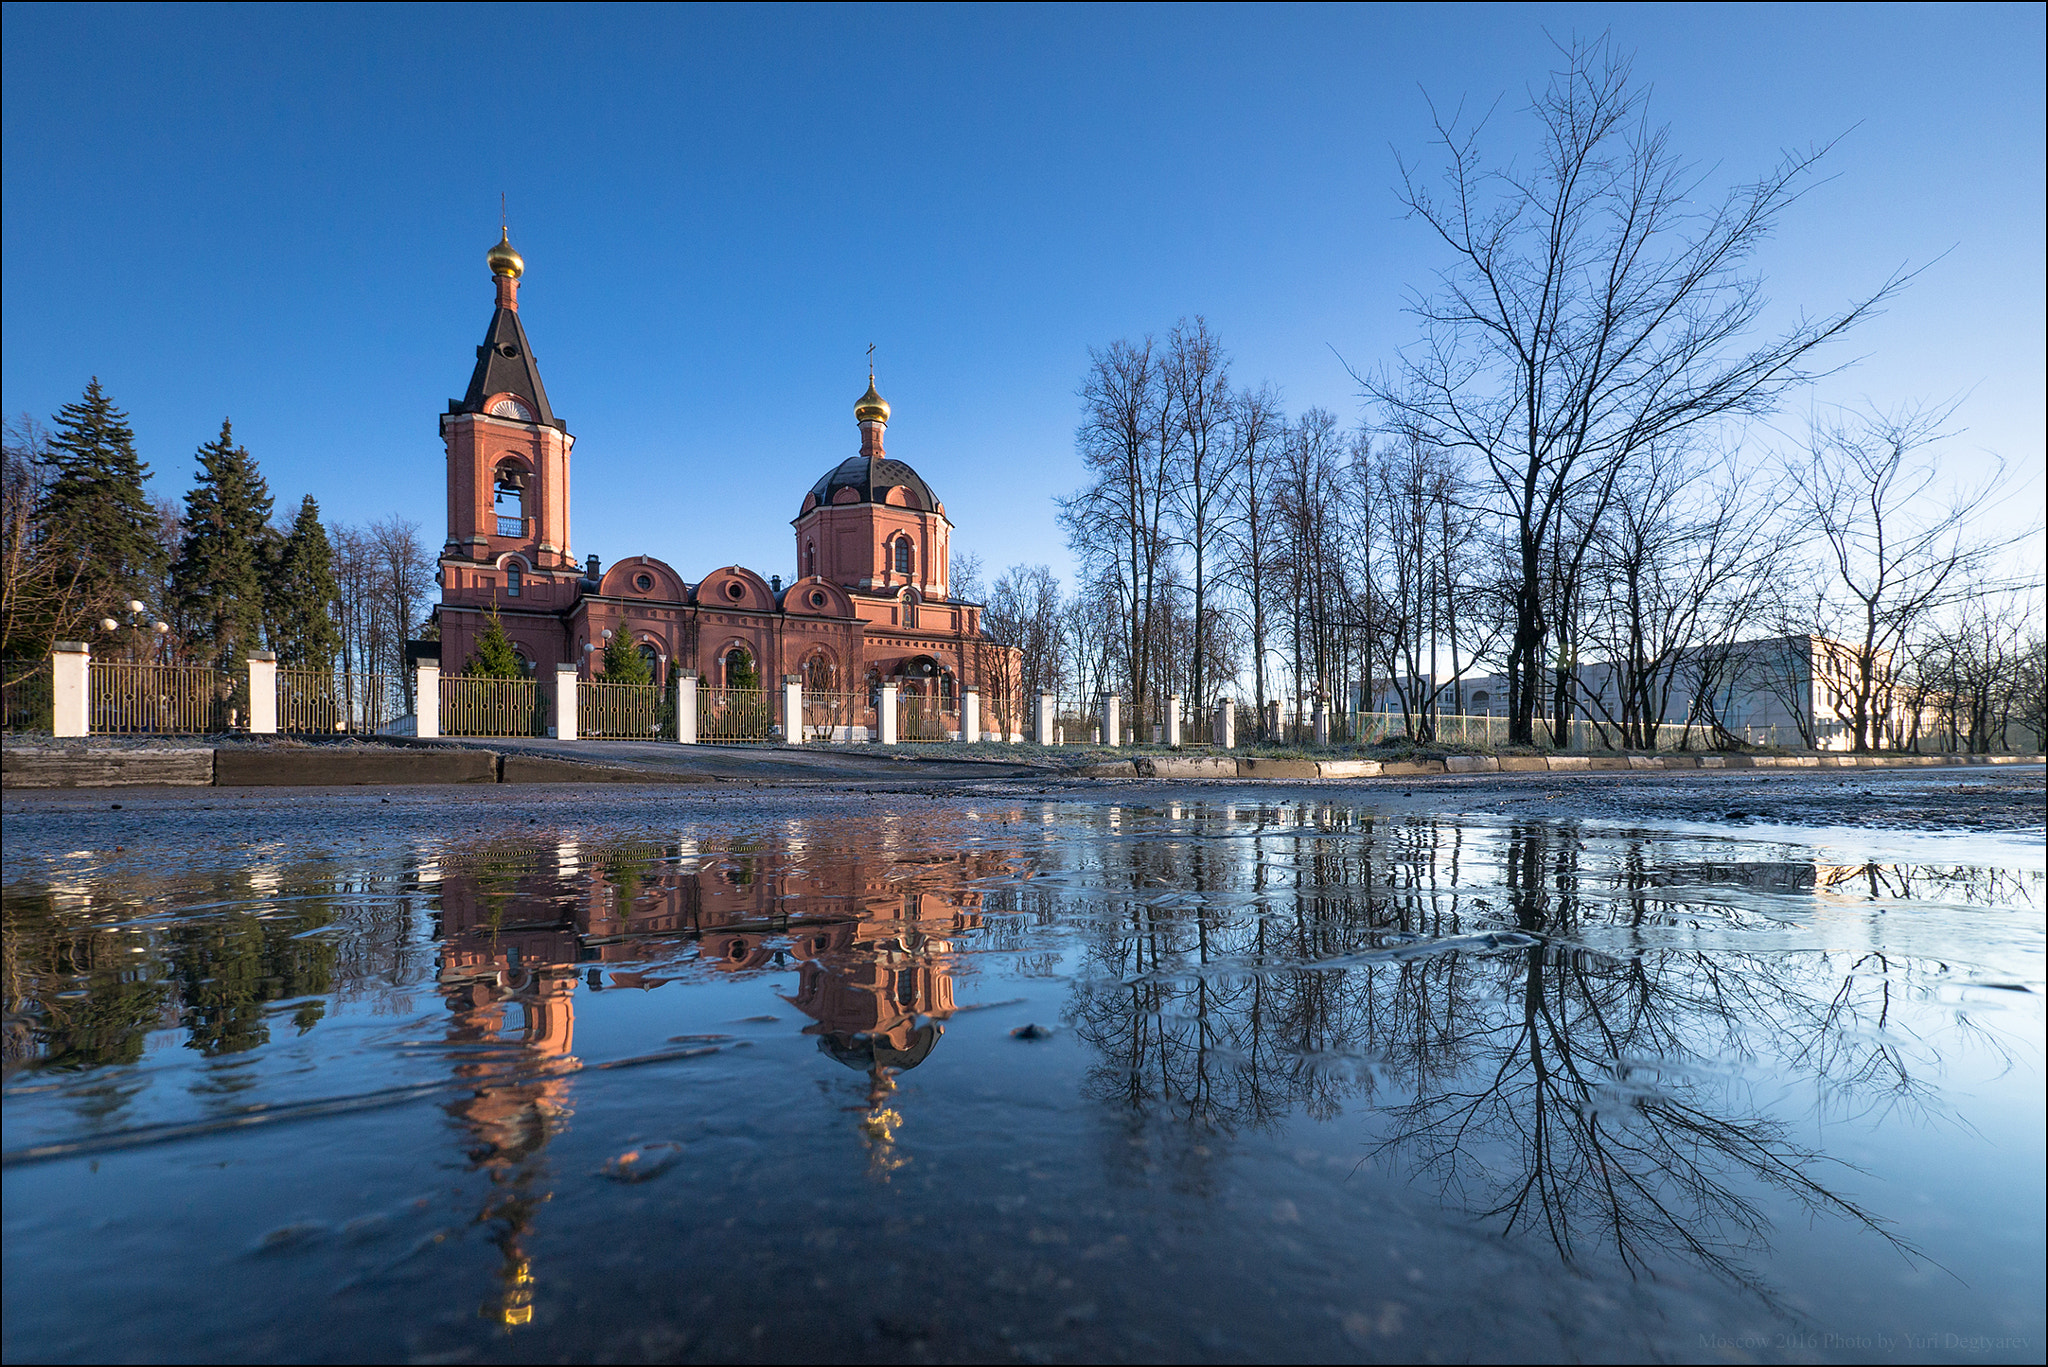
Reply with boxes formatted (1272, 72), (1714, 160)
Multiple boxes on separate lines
(270, 496), (341, 669)
(34, 379), (166, 653)
(602, 631), (652, 684)
(468, 605), (523, 678)
(725, 647), (760, 691)
(170, 420), (273, 675)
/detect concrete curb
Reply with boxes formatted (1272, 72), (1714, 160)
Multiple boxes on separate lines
(4, 744), (2040, 789)
(3, 746), (709, 788)
(213, 749), (497, 786)
(1073, 752), (2043, 782)
(2, 747), (214, 788)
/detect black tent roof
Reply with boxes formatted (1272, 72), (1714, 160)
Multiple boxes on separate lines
(451, 306), (562, 429)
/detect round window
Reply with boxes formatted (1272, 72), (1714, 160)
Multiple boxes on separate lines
(724, 581), (745, 601)
(634, 572), (653, 592)
(808, 590), (827, 608)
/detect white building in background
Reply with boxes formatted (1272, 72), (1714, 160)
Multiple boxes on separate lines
(1353, 634), (1897, 751)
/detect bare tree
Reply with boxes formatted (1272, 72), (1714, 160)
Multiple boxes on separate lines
(1163, 317), (1235, 719)
(1220, 384), (1288, 731)
(984, 563), (1065, 706)
(1371, 37), (1904, 743)
(1577, 443), (1787, 747)
(1795, 404), (2013, 751)
(1058, 338), (1174, 725)
(1, 415), (84, 669)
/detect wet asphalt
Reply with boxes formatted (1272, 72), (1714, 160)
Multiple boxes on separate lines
(3, 766), (2040, 878)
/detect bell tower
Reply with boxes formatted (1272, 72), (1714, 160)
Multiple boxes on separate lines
(439, 230), (576, 598)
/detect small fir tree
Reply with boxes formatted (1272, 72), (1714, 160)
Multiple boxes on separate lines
(171, 419), (274, 675)
(269, 496), (341, 669)
(33, 379), (166, 653)
(468, 604), (523, 678)
(601, 632), (652, 684)
(725, 647), (760, 691)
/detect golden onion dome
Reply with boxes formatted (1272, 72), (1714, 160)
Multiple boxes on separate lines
(855, 375), (890, 425)
(486, 229), (524, 279)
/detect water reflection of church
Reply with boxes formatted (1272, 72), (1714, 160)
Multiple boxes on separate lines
(433, 835), (993, 1071)
(426, 833), (1002, 1320)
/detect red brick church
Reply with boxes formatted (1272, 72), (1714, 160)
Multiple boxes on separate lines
(430, 231), (1018, 730)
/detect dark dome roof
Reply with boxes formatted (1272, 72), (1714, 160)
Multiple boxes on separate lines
(804, 455), (938, 515)
(817, 1023), (942, 1072)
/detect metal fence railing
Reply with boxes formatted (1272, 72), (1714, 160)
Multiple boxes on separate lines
(90, 661), (233, 734)
(579, 680), (671, 740)
(898, 695), (958, 742)
(801, 690), (872, 742)
(440, 676), (545, 737)
(277, 669), (409, 735)
(2, 660), (53, 733)
(698, 687), (775, 743)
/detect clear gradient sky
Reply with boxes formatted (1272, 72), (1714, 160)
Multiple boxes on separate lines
(4, 3), (2042, 586)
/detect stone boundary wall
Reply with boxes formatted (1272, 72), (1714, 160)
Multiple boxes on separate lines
(1082, 753), (2047, 780)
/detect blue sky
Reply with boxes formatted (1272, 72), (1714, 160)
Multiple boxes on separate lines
(4, 3), (2042, 586)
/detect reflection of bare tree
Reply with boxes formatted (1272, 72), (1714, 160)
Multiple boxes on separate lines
(1067, 808), (1941, 1297)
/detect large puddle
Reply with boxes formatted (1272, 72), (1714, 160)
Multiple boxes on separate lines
(4, 801), (2043, 1362)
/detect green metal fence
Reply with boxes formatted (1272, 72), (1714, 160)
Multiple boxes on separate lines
(440, 676), (545, 737)
(278, 669), (409, 735)
(579, 680), (671, 740)
(89, 661), (233, 734)
(698, 687), (775, 742)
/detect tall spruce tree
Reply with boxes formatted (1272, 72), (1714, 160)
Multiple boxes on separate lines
(170, 420), (273, 675)
(34, 379), (165, 654)
(270, 496), (341, 669)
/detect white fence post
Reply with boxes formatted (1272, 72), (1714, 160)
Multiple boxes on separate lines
(784, 675), (804, 745)
(247, 651), (278, 734)
(1167, 694), (1182, 748)
(1101, 693), (1121, 748)
(1312, 697), (1329, 747)
(1035, 693), (1055, 745)
(962, 689), (980, 744)
(51, 642), (89, 737)
(555, 664), (579, 740)
(676, 671), (698, 743)
(879, 683), (898, 745)
(416, 663), (441, 739)
(1217, 697), (1235, 750)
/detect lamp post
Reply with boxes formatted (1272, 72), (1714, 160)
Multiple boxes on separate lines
(97, 599), (170, 663)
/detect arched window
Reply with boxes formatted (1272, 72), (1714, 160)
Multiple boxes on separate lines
(803, 652), (835, 692)
(504, 564), (522, 598)
(893, 537), (913, 576)
(638, 643), (660, 681)
(805, 541), (817, 579)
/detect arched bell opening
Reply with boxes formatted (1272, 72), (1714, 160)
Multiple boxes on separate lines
(492, 459), (531, 538)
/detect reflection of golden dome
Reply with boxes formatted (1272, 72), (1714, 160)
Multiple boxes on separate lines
(855, 376), (890, 425)
(487, 229), (524, 279)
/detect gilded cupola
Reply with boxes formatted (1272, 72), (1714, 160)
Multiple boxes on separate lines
(487, 229), (525, 280)
(855, 375), (891, 425)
